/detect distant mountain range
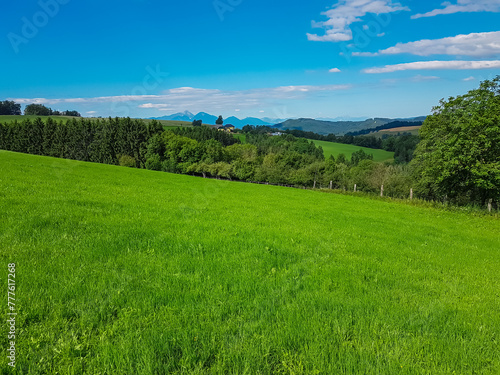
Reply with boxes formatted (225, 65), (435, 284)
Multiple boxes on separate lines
(152, 111), (286, 127)
(152, 111), (426, 135)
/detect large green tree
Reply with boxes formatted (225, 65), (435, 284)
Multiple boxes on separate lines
(0, 100), (21, 115)
(24, 104), (53, 116)
(412, 76), (500, 205)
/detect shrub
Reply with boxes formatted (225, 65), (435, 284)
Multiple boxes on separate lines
(145, 155), (162, 171)
(118, 155), (136, 168)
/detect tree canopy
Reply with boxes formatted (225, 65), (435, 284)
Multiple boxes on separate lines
(24, 103), (81, 117)
(412, 76), (500, 205)
(0, 100), (21, 115)
(24, 104), (53, 116)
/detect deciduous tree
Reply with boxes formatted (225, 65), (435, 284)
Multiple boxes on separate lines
(412, 76), (500, 204)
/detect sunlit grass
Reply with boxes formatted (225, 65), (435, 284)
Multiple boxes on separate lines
(310, 139), (394, 162)
(0, 150), (499, 374)
(0, 115), (77, 124)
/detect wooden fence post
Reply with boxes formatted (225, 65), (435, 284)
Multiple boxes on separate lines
(488, 199), (493, 213)
(354, 184), (357, 192)
(410, 188), (413, 200)
(330, 180), (333, 189)
(380, 185), (384, 197)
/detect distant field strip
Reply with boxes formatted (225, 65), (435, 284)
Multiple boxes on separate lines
(0, 151), (499, 374)
(310, 139), (394, 161)
(0, 115), (77, 123)
(0, 115), (199, 128)
(380, 125), (421, 133)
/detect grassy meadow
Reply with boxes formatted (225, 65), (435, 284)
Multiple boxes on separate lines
(0, 115), (204, 129)
(375, 126), (422, 137)
(0, 115), (78, 124)
(232, 133), (247, 143)
(1, 151), (499, 374)
(309, 139), (395, 162)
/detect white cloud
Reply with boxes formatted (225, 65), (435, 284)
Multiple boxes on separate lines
(138, 103), (170, 109)
(412, 0), (500, 19)
(307, 0), (409, 42)
(463, 76), (476, 81)
(352, 51), (378, 57)
(357, 32), (500, 57)
(329, 68), (341, 73)
(411, 75), (440, 82)
(13, 95), (162, 105)
(10, 84), (352, 114)
(86, 111), (97, 114)
(363, 60), (500, 73)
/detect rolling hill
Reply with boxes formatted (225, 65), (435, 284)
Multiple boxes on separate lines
(0, 115), (78, 123)
(1, 150), (499, 374)
(275, 117), (425, 135)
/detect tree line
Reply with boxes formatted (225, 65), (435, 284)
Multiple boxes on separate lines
(23, 104), (81, 117)
(141, 127), (396, 190)
(0, 101), (81, 117)
(0, 117), (163, 167)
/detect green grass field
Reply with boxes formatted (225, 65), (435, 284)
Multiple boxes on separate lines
(375, 126), (421, 137)
(310, 139), (395, 162)
(1, 151), (499, 374)
(232, 133), (246, 143)
(0, 115), (78, 124)
(0, 116), (209, 129)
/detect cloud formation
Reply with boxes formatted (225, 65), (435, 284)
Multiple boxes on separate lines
(10, 85), (352, 113)
(307, 0), (409, 42)
(411, 75), (440, 82)
(412, 0), (500, 19)
(352, 32), (500, 57)
(363, 60), (500, 73)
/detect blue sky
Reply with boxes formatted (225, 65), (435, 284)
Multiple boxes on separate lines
(1, 0), (499, 120)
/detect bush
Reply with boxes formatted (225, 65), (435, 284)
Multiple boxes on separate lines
(118, 155), (136, 167)
(145, 154), (162, 171)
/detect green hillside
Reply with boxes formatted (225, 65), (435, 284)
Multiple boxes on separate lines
(1, 151), (499, 374)
(0, 115), (204, 129)
(276, 118), (394, 135)
(0, 115), (78, 123)
(310, 139), (395, 162)
(375, 126), (421, 137)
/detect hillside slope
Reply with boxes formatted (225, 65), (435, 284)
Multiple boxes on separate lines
(0, 115), (78, 123)
(1, 151), (499, 374)
(276, 117), (424, 135)
(310, 139), (394, 162)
